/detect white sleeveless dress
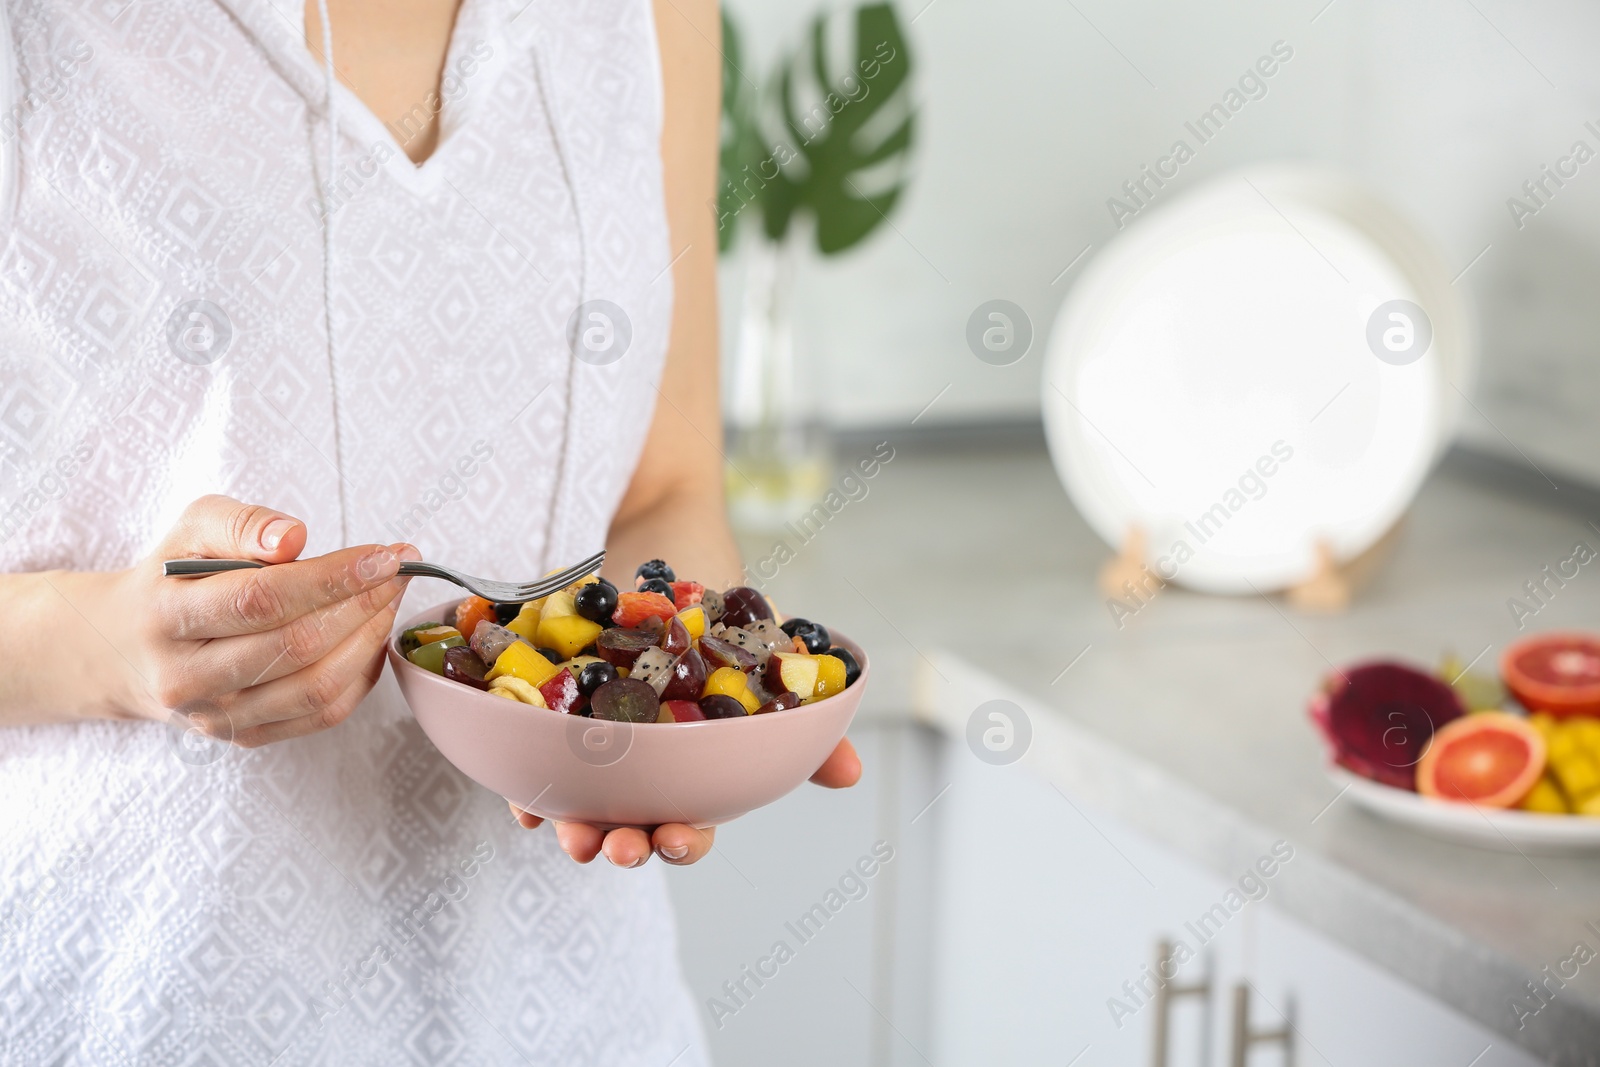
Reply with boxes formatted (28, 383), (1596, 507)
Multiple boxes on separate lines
(0, 0), (708, 1063)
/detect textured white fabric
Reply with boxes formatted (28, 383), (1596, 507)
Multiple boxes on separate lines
(0, 0), (706, 1063)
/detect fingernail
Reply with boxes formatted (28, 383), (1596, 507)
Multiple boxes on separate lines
(393, 543), (423, 563)
(660, 844), (689, 861)
(626, 855), (650, 869)
(359, 547), (398, 582)
(260, 518), (296, 550)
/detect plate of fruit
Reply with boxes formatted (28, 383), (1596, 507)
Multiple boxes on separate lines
(1310, 632), (1600, 853)
(388, 559), (868, 829)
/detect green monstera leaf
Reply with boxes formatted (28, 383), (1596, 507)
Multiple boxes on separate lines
(716, 3), (915, 257)
(717, 10), (769, 253)
(763, 3), (914, 255)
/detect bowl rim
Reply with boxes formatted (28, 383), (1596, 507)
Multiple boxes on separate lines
(389, 599), (870, 729)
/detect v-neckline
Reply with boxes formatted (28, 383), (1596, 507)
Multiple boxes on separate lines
(221, 0), (511, 195)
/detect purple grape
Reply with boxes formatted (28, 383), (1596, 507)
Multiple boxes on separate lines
(659, 648), (708, 702)
(699, 694), (747, 719)
(660, 616), (692, 657)
(755, 692), (801, 715)
(590, 678), (660, 723)
(720, 586), (773, 629)
(442, 646), (489, 690)
(597, 626), (660, 669)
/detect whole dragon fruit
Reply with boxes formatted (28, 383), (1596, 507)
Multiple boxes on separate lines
(1309, 661), (1465, 790)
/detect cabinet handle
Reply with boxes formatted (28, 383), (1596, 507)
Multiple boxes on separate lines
(1229, 983), (1294, 1067)
(1150, 939), (1212, 1067)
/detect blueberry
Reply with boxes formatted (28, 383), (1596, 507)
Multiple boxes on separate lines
(636, 559), (676, 585)
(596, 575), (618, 593)
(823, 646), (860, 687)
(780, 618), (831, 654)
(536, 647), (563, 664)
(574, 582), (618, 624)
(493, 602), (522, 625)
(577, 660), (619, 698)
(639, 577), (674, 599)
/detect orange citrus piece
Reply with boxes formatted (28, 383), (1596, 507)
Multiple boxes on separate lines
(1416, 712), (1546, 808)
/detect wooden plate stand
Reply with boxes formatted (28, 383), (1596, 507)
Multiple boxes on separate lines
(1096, 521), (1405, 612)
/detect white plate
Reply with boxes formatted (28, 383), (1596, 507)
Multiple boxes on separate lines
(1042, 166), (1474, 593)
(1328, 768), (1600, 854)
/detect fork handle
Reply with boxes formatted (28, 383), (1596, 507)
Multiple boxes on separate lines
(163, 559), (265, 576)
(163, 558), (437, 578)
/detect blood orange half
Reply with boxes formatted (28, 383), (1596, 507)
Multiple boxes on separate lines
(1502, 632), (1600, 718)
(1415, 713), (1546, 808)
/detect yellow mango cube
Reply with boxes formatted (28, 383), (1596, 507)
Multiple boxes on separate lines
(487, 641), (562, 688)
(678, 605), (707, 641)
(537, 613), (602, 660)
(506, 602), (542, 643)
(813, 653), (847, 701)
(540, 590), (578, 622)
(413, 625), (462, 646)
(1551, 751), (1600, 806)
(1569, 719), (1600, 758)
(703, 666), (760, 713)
(1519, 775), (1570, 814)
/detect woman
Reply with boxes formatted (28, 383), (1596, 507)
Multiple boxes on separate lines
(0, 0), (860, 1062)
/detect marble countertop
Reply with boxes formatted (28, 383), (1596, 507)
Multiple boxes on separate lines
(735, 430), (1600, 1061)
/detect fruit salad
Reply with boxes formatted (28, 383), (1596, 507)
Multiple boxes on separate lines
(1308, 630), (1600, 816)
(398, 559), (861, 724)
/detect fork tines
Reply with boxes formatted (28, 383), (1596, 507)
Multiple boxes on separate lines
(515, 549), (606, 599)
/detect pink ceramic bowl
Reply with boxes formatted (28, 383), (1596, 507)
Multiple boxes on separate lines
(388, 601), (868, 829)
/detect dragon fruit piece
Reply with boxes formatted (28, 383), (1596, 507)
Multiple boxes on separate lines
(1310, 661), (1466, 790)
(469, 621), (523, 666)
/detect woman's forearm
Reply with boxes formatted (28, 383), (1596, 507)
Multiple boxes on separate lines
(0, 569), (136, 727)
(604, 484), (743, 593)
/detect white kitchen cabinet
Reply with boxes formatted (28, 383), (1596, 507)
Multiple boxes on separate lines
(666, 723), (941, 1067)
(670, 718), (1547, 1066)
(926, 737), (1543, 1067)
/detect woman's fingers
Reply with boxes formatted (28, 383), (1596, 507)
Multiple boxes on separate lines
(193, 595), (400, 733)
(182, 574), (409, 693)
(225, 654), (381, 747)
(507, 801), (543, 829)
(601, 827), (653, 868)
(555, 822), (606, 863)
(160, 543), (413, 641)
(543, 821), (712, 866)
(156, 494), (308, 565)
(553, 823), (654, 867)
(653, 823), (714, 865)
(810, 736), (862, 788)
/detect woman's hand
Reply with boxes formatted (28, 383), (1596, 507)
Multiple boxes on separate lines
(506, 737), (862, 867)
(95, 495), (416, 746)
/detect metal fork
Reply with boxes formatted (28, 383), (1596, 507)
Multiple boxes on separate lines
(162, 549), (606, 604)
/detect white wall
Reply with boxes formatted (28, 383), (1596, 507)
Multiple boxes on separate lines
(720, 0), (1600, 482)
